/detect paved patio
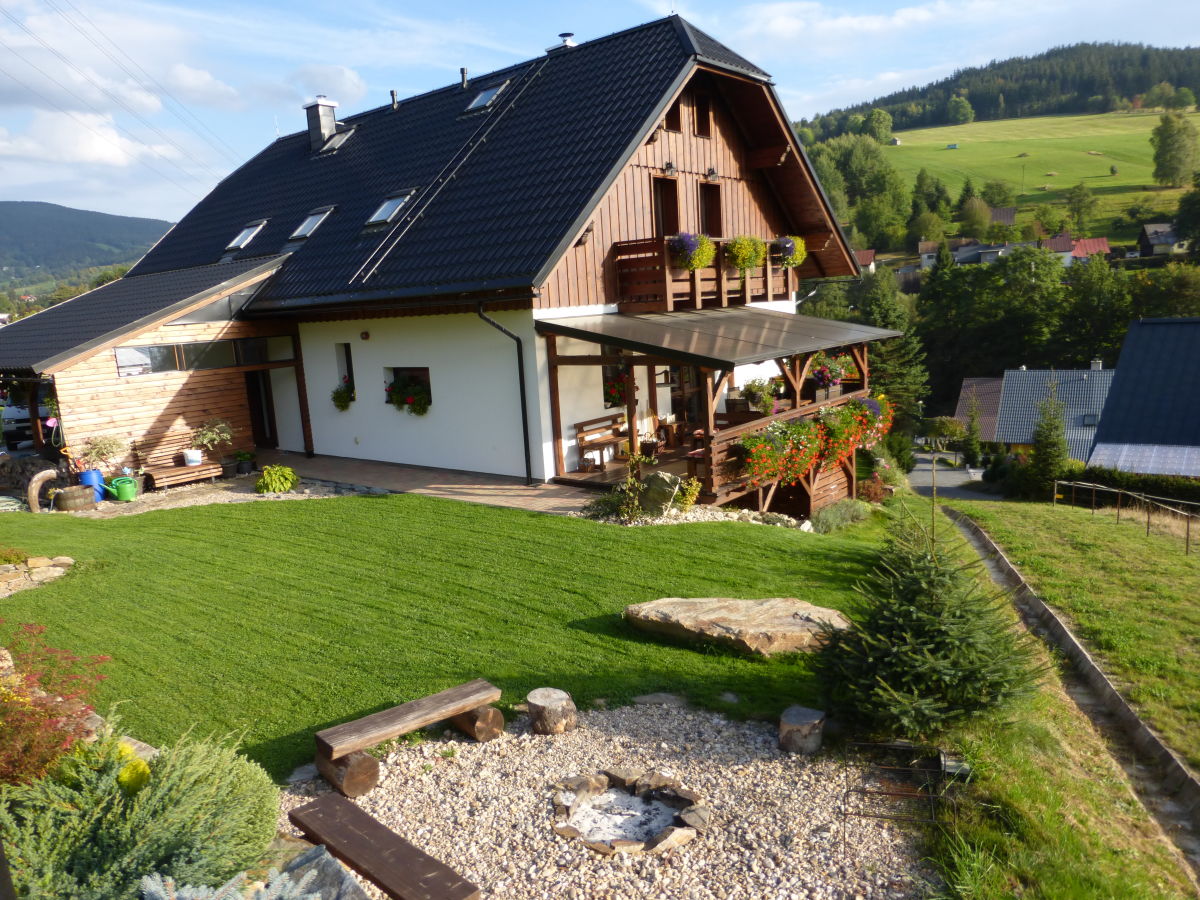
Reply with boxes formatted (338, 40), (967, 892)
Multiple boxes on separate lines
(256, 450), (593, 516)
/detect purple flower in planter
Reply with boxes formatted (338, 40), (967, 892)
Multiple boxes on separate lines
(775, 236), (795, 258)
(669, 232), (701, 257)
(862, 398), (881, 417)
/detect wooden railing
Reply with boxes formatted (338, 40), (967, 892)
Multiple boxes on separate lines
(614, 237), (796, 313)
(696, 387), (868, 506)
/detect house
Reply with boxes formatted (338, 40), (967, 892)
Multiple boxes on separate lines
(1039, 233), (1110, 267)
(1040, 232), (1074, 265)
(0, 17), (896, 516)
(989, 206), (1016, 228)
(1139, 223), (1190, 257)
(994, 363), (1114, 462)
(952, 376), (1002, 442)
(853, 249), (876, 273)
(918, 237), (978, 269)
(889, 137), (902, 146)
(1089, 318), (1200, 477)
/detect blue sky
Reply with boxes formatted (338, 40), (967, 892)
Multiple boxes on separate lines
(1, 0), (1197, 221)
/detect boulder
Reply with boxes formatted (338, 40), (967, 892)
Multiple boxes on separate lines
(639, 470), (681, 516)
(25, 557), (53, 569)
(623, 597), (850, 656)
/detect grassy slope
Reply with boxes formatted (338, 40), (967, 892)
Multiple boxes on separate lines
(947, 499), (1200, 770)
(886, 112), (1200, 242)
(0, 494), (1192, 896)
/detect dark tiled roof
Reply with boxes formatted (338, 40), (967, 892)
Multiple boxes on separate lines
(129, 16), (769, 310)
(853, 249), (875, 266)
(1041, 233), (1073, 253)
(0, 256), (284, 372)
(953, 376), (1002, 441)
(995, 368), (1114, 461)
(989, 206), (1016, 226)
(1090, 318), (1200, 475)
(1142, 223), (1178, 246)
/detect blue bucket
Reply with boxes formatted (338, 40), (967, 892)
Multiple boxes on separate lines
(79, 469), (105, 503)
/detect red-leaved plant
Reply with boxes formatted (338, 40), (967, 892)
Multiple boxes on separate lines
(0, 621), (109, 784)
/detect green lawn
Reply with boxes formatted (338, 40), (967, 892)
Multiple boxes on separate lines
(887, 112), (1199, 241)
(1, 494), (1193, 896)
(947, 499), (1200, 771)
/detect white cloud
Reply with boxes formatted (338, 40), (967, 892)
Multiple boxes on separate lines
(288, 65), (368, 107)
(0, 110), (178, 166)
(166, 64), (239, 106)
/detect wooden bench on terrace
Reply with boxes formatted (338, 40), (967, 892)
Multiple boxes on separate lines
(290, 794), (480, 900)
(573, 412), (627, 471)
(132, 432), (222, 490)
(315, 679), (503, 797)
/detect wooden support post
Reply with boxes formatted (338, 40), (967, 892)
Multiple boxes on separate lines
(646, 364), (659, 438)
(716, 248), (728, 307)
(28, 381), (43, 451)
(546, 335), (566, 477)
(1116, 492), (1121, 521)
(1187, 514), (1191, 556)
(764, 254), (774, 304)
(661, 241), (673, 312)
(1091, 486), (1096, 514)
(450, 705), (504, 742)
(624, 367), (638, 460)
(701, 369), (717, 495)
(291, 333), (315, 458)
(315, 749), (380, 798)
(1147, 501), (1152, 536)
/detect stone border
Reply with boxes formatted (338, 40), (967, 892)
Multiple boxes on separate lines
(944, 506), (1200, 828)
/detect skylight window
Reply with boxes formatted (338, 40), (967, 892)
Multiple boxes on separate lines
(226, 220), (266, 250)
(466, 81), (508, 111)
(365, 191), (414, 226)
(290, 207), (334, 240)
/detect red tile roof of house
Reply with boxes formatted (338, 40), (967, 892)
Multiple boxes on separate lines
(1072, 237), (1110, 258)
(853, 249), (875, 266)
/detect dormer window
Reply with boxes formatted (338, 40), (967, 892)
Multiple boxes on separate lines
(366, 191), (414, 226)
(226, 220), (266, 250)
(466, 81), (508, 111)
(290, 207), (334, 240)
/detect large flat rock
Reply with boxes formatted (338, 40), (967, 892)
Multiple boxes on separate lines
(624, 598), (850, 656)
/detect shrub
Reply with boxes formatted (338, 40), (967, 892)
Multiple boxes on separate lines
(329, 376), (354, 412)
(810, 498), (873, 534)
(0, 546), (28, 565)
(883, 431), (915, 473)
(857, 472), (888, 503)
(255, 465), (299, 494)
(0, 725), (279, 899)
(141, 868), (319, 900)
(0, 622), (108, 785)
(190, 420), (233, 454)
(673, 476), (702, 512)
(78, 436), (129, 472)
(1078, 466), (1200, 505)
(814, 512), (1042, 738)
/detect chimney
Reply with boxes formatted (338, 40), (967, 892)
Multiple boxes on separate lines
(1090, 358), (1103, 371)
(460, 67), (469, 89)
(303, 95), (338, 151)
(546, 32), (576, 53)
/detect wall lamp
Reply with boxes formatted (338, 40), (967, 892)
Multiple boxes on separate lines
(663, 161), (678, 177)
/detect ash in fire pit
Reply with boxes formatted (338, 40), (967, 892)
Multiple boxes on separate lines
(550, 768), (712, 855)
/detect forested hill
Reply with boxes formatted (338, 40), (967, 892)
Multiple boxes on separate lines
(0, 201), (171, 281)
(800, 43), (1200, 139)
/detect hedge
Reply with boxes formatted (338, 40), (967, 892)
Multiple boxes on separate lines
(1077, 466), (1200, 506)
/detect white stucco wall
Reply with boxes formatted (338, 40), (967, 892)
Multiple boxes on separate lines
(299, 311), (547, 479)
(269, 367), (305, 452)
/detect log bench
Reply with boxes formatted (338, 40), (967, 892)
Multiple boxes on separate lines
(132, 432), (222, 490)
(573, 413), (627, 471)
(315, 679), (502, 797)
(289, 794), (480, 900)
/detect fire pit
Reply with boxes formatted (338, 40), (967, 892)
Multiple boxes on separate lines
(550, 768), (712, 855)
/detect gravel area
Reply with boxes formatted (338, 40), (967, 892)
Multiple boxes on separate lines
(575, 505), (814, 529)
(279, 704), (936, 899)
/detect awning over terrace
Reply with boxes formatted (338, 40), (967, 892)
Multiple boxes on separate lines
(534, 308), (901, 368)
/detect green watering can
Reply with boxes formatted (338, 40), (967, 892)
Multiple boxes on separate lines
(103, 476), (138, 502)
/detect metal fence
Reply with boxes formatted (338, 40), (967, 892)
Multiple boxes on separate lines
(1053, 480), (1199, 555)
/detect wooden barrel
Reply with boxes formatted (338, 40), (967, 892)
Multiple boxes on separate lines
(54, 485), (97, 511)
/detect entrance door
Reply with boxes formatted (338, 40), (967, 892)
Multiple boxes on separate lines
(652, 177), (679, 237)
(245, 371), (278, 448)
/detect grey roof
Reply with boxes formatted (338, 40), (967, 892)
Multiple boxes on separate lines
(0, 256), (284, 373)
(953, 376), (1002, 441)
(1089, 318), (1200, 475)
(1142, 224), (1178, 246)
(535, 308), (901, 369)
(989, 206), (1016, 227)
(128, 16), (775, 311)
(994, 368), (1114, 461)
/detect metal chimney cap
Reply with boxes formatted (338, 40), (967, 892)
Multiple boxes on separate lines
(546, 31), (577, 52)
(303, 95), (338, 109)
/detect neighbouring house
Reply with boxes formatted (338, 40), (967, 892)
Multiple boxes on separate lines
(0, 17), (897, 516)
(0, 314), (10, 327)
(853, 249), (876, 273)
(1138, 223), (1191, 257)
(918, 237), (978, 269)
(1040, 233), (1074, 265)
(989, 206), (1016, 228)
(1089, 318), (1200, 477)
(953, 376), (1002, 442)
(1039, 233), (1111, 267)
(889, 137), (902, 146)
(994, 363), (1114, 462)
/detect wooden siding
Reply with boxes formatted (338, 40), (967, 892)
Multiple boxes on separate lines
(537, 78), (793, 310)
(811, 463), (851, 513)
(53, 317), (297, 469)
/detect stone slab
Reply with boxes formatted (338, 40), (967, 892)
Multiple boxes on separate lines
(624, 598), (851, 656)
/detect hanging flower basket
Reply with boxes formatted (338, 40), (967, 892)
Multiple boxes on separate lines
(668, 232), (716, 270)
(724, 235), (767, 272)
(603, 377), (626, 407)
(331, 376), (355, 411)
(775, 235), (808, 268)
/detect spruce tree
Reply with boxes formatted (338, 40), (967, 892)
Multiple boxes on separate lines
(856, 269), (929, 429)
(962, 393), (983, 467)
(1029, 383), (1070, 497)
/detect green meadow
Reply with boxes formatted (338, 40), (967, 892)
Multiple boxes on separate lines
(885, 111), (1200, 241)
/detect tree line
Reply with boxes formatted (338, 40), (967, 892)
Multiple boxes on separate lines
(797, 42), (1200, 140)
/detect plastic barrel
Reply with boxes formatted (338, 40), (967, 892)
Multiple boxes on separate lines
(108, 476), (138, 502)
(79, 469), (105, 503)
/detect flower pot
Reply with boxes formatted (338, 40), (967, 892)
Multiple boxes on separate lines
(236, 459), (255, 475)
(221, 461), (238, 478)
(182, 448), (203, 466)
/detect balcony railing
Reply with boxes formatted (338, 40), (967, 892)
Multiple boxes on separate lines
(614, 237), (798, 313)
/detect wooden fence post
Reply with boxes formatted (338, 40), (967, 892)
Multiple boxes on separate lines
(1147, 500), (1152, 536)
(1116, 492), (1121, 522)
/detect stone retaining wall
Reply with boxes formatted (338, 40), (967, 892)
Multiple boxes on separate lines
(944, 506), (1200, 829)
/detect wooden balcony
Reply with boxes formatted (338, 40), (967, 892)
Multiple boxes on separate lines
(614, 237), (798, 313)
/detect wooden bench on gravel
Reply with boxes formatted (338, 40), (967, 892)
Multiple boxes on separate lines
(132, 432), (222, 490)
(573, 412), (627, 471)
(290, 794), (480, 900)
(315, 679), (503, 797)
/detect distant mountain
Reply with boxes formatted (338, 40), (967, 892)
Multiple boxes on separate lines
(800, 43), (1200, 139)
(0, 201), (171, 282)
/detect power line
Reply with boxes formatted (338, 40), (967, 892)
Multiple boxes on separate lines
(0, 44), (204, 200)
(0, 7), (226, 181)
(43, 0), (245, 166)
